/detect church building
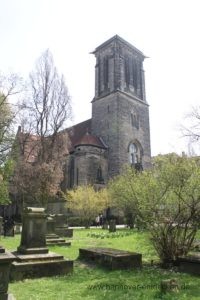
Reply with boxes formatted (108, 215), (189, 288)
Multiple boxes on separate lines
(0, 35), (151, 218)
(62, 35), (151, 188)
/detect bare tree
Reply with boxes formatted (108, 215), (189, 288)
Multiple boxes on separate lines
(14, 50), (72, 206)
(181, 106), (200, 155)
(0, 73), (23, 164)
(182, 106), (200, 141)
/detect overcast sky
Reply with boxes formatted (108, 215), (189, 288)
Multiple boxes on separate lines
(1, 0), (200, 156)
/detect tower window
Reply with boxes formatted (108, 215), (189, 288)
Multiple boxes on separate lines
(128, 142), (143, 171)
(104, 57), (109, 89)
(129, 143), (138, 164)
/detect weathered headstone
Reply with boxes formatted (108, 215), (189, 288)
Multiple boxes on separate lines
(46, 215), (59, 239)
(3, 218), (15, 237)
(102, 221), (109, 230)
(54, 214), (73, 238)
(10, 207), (73, 281)
(109, 220), (116, 232)
(79, 247), (142, 270)
(0, 216), (3, 236)
(0, 246), (16, 300)
(17, 207), (48, 254)
(54, 214), (66, 227)
(46, 216), (71, 246)
(14, 223), (22, 235)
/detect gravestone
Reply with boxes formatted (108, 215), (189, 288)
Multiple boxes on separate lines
(10, 207), (73, 281)
(0, 216), (3, 236)
(17, 207), (48, 254)
(14, 223), (22, 234)
(46, 215), (58, 239)
(79, 247), (142, 270)
(3, 218), (14, 237)
(54, 214), (66, 227)
(54, 214), (73, 238)
(109, 220), (116, 232)
(46, 216), (71, 246)
(102, 221), (109, 230)
(0, 246), (16, 300)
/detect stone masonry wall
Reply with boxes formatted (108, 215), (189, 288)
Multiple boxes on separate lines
(73, 145), (108, 186)
(92, 91), (151, 178)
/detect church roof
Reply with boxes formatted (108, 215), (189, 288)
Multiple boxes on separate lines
(74, 131), (107, 149)
(65, 119), (107, 151)
(66, 119), (92, 149)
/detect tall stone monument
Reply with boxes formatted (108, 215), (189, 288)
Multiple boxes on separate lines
(10, 207), (73, 281)
(17, 207), (48, 254)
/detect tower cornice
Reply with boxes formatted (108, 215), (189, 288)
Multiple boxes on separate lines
(91, 35), (146, 59)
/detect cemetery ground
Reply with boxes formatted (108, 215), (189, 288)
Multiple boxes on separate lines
(1, 229), (200, 300)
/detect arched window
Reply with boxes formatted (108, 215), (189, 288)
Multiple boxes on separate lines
(96, 166), (104, 184)
(128, 142), (143, 170)
(129, 143), (138, 164)
(129, 142), (142, 164)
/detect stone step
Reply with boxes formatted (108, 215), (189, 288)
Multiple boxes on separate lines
(12, 251), (64, 262)
(46, 241), (71, 246)
(10, 258), (73, 281)
(46, 238), (66, 243)
(45, 234), (60, 239)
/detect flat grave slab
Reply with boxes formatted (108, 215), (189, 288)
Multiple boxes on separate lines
(79, 247), (142, 270)
(10, 251), (73, 281)
(177, 252), (200, 275)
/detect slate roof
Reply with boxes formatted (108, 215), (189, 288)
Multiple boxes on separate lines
(65, 119), (107, 151)
(74, 132), (107, 149)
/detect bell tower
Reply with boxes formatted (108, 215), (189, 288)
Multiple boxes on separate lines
(92, 35), (146, 101)
(91, 35), (151, 177)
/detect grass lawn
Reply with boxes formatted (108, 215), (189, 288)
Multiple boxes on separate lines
(1, 229), (200, 300)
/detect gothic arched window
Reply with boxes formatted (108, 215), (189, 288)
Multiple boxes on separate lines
(128, 142), (143, 170)
(96, 166), (104, 184)
(129, 143), (138, 164)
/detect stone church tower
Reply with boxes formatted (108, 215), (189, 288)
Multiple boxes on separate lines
(91, 35), (151, 178)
